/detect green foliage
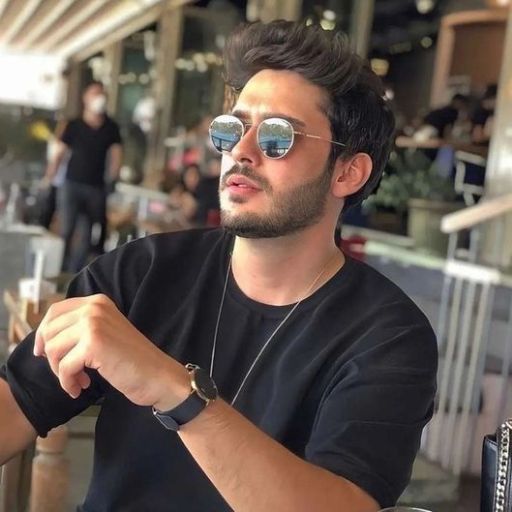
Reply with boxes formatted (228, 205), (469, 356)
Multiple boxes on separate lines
(363, 149), (457, 213)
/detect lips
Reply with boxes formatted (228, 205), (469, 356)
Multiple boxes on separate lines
(225, 174), (261, 190)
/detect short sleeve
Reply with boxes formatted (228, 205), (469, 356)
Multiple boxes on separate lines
(0, 269), (110, 437)
(60, 119), (76, 146)
(110, 121), (122, 145)
(305, 324), (437, 508)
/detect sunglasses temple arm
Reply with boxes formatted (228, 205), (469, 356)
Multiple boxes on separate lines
(302, 133), (346, 147)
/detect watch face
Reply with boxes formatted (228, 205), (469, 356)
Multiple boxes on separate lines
(194, 368), (218, 401)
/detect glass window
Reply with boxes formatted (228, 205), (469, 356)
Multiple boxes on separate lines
(117, 25), (158, 184)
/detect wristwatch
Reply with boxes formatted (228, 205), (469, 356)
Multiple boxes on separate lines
(152, 364), (218, 431)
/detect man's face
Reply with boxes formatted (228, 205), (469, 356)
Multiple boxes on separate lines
(83, 84), (104, 103)
(219, 69), (336, 238)
(83, 84), (107, 113)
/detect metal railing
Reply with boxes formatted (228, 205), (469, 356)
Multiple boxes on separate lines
(423, 194), (512, 475)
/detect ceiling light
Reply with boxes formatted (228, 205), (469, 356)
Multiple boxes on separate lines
(370, 59), (389, 77)
(320, 19), (336, 31)
(421, 36), (433, 48)
(196, 62), (208, 73)
(415, 0), (435, 14)
(175, 58), (187, 70)
(139, 74), (150, 85)
(323, 10), (336, 21)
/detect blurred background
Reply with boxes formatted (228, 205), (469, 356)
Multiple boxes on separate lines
(1, 0), (512, 510)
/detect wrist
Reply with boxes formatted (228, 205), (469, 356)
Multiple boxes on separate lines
(152, 361), (191, 412)
(152, 364), (219, 431)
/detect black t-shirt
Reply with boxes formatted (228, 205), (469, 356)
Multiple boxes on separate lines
(424, 106), (458, 136)
(471, 107), (493, 127)
(61, 117), (122, 188)
(1, 229), (437, 511)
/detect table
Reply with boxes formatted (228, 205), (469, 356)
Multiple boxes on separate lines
(395, 135), (489, 157)
(0, 228), (64, 332)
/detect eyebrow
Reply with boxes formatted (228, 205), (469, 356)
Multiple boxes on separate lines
(230, 109), (307, 129)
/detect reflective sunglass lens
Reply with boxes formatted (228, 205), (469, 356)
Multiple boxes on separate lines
(209, 115), (244, 153)
(258, 118), (294, 159)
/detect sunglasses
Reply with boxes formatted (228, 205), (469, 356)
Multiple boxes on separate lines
(209, 114), (346, 160)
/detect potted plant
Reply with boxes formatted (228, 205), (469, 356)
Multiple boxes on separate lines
(363, 149), (464, 255)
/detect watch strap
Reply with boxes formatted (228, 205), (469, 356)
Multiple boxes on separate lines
(152, 391), (207, 431)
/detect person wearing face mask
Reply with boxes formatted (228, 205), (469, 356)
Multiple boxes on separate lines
(44, 81), (123, 273)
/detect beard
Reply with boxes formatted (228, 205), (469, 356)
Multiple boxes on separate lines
(220, 163), (332, 239)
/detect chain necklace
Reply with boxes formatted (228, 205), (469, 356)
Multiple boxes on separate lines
(209, 251), (339, 405)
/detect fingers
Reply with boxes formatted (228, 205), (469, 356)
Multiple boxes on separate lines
(38, 322), (92, 399)
(32, 293), (116, 398)
(34, 294), (112, 357)
(34, 297), (89, 356)
(58, 343), (91, 398)
(43, 323), (81, 378)
(35, 308), (83, 357)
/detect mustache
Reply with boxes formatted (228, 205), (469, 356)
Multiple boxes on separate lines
(221, 165), (271, 191)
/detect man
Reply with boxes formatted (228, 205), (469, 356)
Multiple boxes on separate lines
(44, 81), (123, 273)
(0, 21), (437, 511)
(419, 93), (470, 140)
(472, 83), (497, 145)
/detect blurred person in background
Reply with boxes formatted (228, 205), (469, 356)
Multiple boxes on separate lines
(44, 81), (123, 273)
(122, 94), (156, 185)
(414, 93), (470, 141)
(168, 163), (202, 224)
(163, 161), (220, 229)
(472, 84), (497, 146)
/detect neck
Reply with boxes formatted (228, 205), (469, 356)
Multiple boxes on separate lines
(83, 110), (104, 126)
(230, 224), (344, 306)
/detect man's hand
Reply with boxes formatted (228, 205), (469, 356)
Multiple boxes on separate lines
(34, 294), (189, 409)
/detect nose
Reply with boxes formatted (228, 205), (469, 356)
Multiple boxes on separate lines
(230, 124), (262, 167)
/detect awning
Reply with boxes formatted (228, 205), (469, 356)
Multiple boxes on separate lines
(0, 0), (172, 58)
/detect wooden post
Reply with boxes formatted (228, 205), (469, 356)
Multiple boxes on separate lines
(2, 291), (69, 512)
(29, 426), (70, 512)
(1, 444), (35, 512)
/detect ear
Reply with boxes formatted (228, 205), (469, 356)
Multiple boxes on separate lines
(331, 153), (373, 200)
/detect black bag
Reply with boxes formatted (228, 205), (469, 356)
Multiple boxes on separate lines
(482, 421), (512, 512)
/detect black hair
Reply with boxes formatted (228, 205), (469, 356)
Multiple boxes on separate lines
(483, 84), (497, 99)
(223, 20), (396, 210)
(451, 93), (469, 104)
(83, 80), (104, 92)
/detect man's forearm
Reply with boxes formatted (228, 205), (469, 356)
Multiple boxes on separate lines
(0, 379), (37, 465)
(178, 399), (379, 512)
(44, 157), (61, 181)
(108, 164), (120, 182)
(108, 145), (122, 181)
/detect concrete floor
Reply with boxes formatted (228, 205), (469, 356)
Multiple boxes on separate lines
(66, 416), (95, 511)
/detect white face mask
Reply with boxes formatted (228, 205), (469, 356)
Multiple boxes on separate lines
(87, 94), (107, 114)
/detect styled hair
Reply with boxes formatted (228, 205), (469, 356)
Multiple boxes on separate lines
(83, 80), (104, 93)
(223, 20), (396, 210)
